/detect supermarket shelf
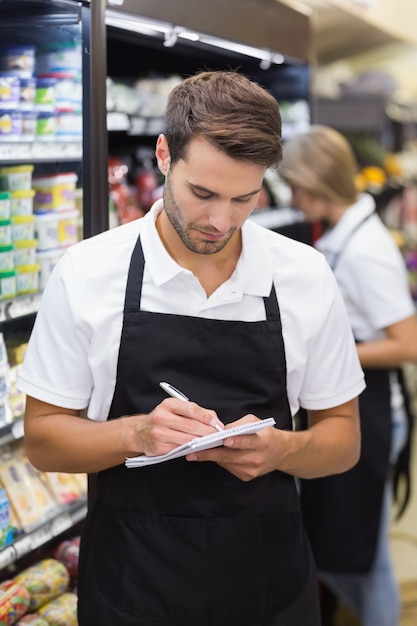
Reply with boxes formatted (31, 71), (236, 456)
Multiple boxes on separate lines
(0, 293), (41, 323)
(0, 499), (87, 570)
(0, 141), (82, 163)
(0, 417), (24, 447)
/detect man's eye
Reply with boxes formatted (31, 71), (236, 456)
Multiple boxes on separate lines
(192, 189), (211, 199)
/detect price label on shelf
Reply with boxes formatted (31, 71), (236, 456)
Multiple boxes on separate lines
(50, 512), (72, 537)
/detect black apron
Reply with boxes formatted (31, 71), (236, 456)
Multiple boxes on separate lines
(78, 235), (320, 625)
(300, 213), (392, 573)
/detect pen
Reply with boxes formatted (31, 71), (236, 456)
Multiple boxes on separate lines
(159, 381), (224, 432)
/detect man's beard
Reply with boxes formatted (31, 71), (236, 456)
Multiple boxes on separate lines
(163, 175), (235, 255)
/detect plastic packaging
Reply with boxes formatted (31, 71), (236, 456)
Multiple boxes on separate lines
(34, 77), (56, 110)
(0, 165), (33, 191)
(36, 248), (63, 289)
(58, 209), (79, 247)
(0, 246), (14, 272)
(0, 45), (35, 78)
(10, 189), (34, 216)
(0, 193), (10, 219)
(14, 239), (37, 267)
(34, 212), (59, 250)
(0, 270), (15, 299)
(0, 109), (22, 141)
(0, 74), (20, 109)
(35, 111), (56, 140)
(11, 215), (35, 242)
(33, 173), (77, 211)
(19, 77), (36, 110)
(0, 220), (11, 245)
(16, 263), (39, 295)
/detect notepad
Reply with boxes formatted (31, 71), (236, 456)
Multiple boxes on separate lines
(125, 417), (276, 468)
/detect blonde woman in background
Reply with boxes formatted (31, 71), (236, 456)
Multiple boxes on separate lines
(279, 125), (417, 626)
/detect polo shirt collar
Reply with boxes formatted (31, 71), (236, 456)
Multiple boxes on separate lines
(316, 193), (375, 257)
(141, 200), (272, 297)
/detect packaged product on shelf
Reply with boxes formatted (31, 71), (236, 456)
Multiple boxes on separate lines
(0, 166), (33, 192)
(14, 559), (70, 612)
(0, 75), (20, 110)
(37, 591), (77, 626)
(13, 240), (37, 268)
(20, 457), (60, 519)
(0, 220), (11, 246)
(53, 537), (80, 580)
(15, 265), (40, 296)
(34, 79), (56, 112)
(36, 249), (63, 290)
(15, 614), (48, 625)
(0, 399), (12, 427)
(0, 247), (14, 273)
(32, 173), (77, 212)
(21, 112), (37, 143)
(0, 457), (48, 531)
(0, 271), (16, 300)
(0, 193), (10, 220)
(57, 210), (79, 248)
(0, 487), (14, 549)
(33, 213), (59, 251)
(7, 364), (25, 420)
(18, 78), (36, 112)
(10, 190), (35, 217)
(72, 473), (87, 498)
(0, 46), (35, 79)
(0, 579), (30, 625)
(0, 362), (10, 398)
(34, 113), (55, 141)
(11, 215), (35, 243)
(0, 110), (22, 142)
(42, 472), (83, 505)
(55, 112), (82, 140)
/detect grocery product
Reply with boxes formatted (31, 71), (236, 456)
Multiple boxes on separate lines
(0, 488), (14, 549)
(0, 46), (35, 78)
(16, 614), (48, 625)
(33, 173), (77, 212)
(14, 559), (70, 612)
(0, 271), (16, 300)
(0, 580), (30, 625)
(0, 166), (33, 192)
(53, 538), (79, 580)
(10, 190), (35, 217)
(0, 193), (10, 220)
(15, 264), (40, 295)
(37, 592), (77, 626)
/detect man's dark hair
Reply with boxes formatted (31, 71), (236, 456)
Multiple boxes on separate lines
(165, 70), (282, 168)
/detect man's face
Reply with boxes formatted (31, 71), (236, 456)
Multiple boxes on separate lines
(160, 137), (266, 255)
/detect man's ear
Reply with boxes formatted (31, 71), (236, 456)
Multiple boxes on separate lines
(156, 134), (171, 175)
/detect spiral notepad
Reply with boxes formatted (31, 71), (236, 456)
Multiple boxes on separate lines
(125, 418), (276, 468)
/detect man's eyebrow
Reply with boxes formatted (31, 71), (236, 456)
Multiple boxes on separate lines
(189, 182), (262, 199)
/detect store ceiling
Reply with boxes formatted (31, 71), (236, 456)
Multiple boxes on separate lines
(299, 0), (409, 65)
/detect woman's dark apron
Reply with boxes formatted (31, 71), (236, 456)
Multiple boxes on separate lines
(300, 213), (392, 573)
(78, 235), (320, 625)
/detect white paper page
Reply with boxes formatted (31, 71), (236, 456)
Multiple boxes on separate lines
(125, 418), (276, 468)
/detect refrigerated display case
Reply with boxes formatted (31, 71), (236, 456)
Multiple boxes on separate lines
(0, 0), (107, 573)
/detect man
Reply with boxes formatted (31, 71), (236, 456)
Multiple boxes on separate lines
(19, 71), (365, 625)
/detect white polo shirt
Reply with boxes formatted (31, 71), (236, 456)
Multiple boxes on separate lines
(315, 193), (415, 342)
(18, 200), (365, 421)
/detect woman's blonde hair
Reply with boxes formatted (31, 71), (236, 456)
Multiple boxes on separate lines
(279, 125), (359, 205)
